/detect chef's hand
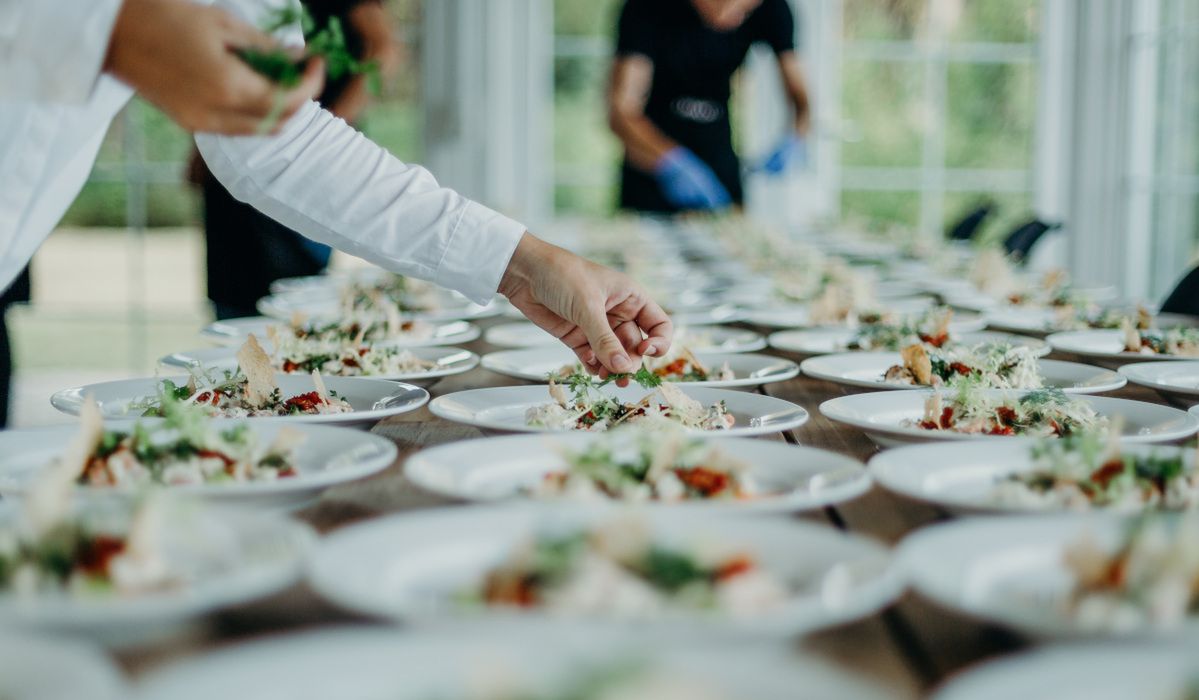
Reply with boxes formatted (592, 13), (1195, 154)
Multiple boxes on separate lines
(104, 0), (325, 135)
(654, 147), (732, 210)
(757, 133), (808, 175)
(499, 233), (673, 378)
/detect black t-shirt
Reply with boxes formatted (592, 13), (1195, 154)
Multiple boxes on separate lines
(616, 0), (796, 109)
(614, 0), (797, 212)
(304, 0), (376, 109)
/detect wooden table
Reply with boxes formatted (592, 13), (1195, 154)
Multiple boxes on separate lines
(114, 329), (1173, 698)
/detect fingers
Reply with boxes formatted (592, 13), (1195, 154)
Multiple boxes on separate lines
(578, 303), (635, 374)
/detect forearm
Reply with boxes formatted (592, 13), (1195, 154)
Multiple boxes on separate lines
(195, 100), (525, 304)
(326, 75), (370, 123)
(610, 111), (676, 172)
(778, 52), (811, 135)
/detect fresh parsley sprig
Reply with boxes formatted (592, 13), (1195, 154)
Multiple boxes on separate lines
(235, 5), (381, 92)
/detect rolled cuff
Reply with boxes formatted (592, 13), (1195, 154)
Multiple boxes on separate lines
(436, 202), (525, 305)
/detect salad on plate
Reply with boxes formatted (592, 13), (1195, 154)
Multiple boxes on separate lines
(909, 386), (1105, 437)
(526, 369), (735, 432)
(1122, 321), (1199, 358)
(555, 346), (733, 384)
(533, 428), (756, 502)
(884, 343), (1042, 389)
(138, 337), (353, 418)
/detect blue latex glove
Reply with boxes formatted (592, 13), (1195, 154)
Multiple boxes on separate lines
(758, 133), (808, 175)
(654, 147), (732, 210)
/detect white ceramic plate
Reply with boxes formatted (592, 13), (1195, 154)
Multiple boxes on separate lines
(819, 389), (1198, 448)
(670, 304), (745, 326)
(159, 346), (479, 387)
(257, 292), (499, 323)
(268, 269), (393, 295)
(201, 317), (481, 348)
(768, 328), (1042, 357)
(428, 384), (809, 437)
(0, 423), (397, 510)
(137, 626), (895, 700)
(800, 353), (1125, 394)
(405, 433), (869, 511)
(740, 297), (936, 330)
(931, 642), (1197, 700)
(0, 502), (311, 646)
(0, 634), (127, 700)
(51, 374), (429, 430)
(986, 310), (1198, 336)
(483, 321), (767, 353)
(1119, 361), (1199, 406)
(306, 506), (901, 636)
(868, 439), (1194, 515)
(898, 513), (1196, 639)
(947, 285), (1119, 313)
(1048, 329), (1199, 366)
(480, 347), (798, 389)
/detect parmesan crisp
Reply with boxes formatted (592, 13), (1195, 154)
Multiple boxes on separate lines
(237, 335), (278, 408)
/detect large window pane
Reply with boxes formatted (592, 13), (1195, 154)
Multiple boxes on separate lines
(945, 0), (1039, 43)
(555, 0), (622, 37)
(555, 184), (617, 217)
(945, 62), (1036, 169)
(841, 59), (925, 168)
(841, 191), (920, 231)
(843, 0), (927, 42)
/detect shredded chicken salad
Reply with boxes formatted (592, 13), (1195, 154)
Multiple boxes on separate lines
(526, 368), (735, 432)
(909, 386), (1105, 437)
(884, 342), (1043, 390)
(844, 307), (956, 351)
(267, 325), (435, 377)
(138, 337), (353, 418)
(467, 519), (786, 619)
(556, 346), (733, 384)
(533, 429), (756, 502)
(992, 432), (1199, 511)
(65, 396), (303, 488)
(1064, 512), (1199, 631)
(1122, 320), (1199, 358)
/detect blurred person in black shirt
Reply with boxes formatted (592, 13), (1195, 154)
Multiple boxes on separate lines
(608, 0), (812, 214)
(192, 0), (400, 320)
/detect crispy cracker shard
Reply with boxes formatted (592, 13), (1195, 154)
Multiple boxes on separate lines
(27, 396), (104, 534)
(1121, 318), (1141, 353)
(237, 335), (278, 408)
(901, 344), (934, 386)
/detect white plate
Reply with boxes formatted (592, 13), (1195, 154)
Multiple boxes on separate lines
(428, 384), (809, 437)
(483, 322), (767, 353)
(819, 389), (1198, 448)
(741, 297), (936, 330)
(136, 626), (894, 700)
(306, 506), (901, 636)
(0, 502), (311, 646)
(768, 328), (1042, 357)
(51, 374), (429, 430)
(1048, 329), (1199, 366)
(480, 347), (798, 389)
(0, 423), (397, 510)
(405, 433), (869, 511)
(0, 634), (126, 700)
(868, 440), (1194, 515)
(932, 642), (1196, 700)
(801, 353), (1125, 394)
(201, 317), (481, 348)
(1119, 360), (1199, 407)
(947, 285), (1119, 313)
(898, 513), (1196, 639)
(985, 310), (1198, 336)
(159, 346), (479, 388)
(257, 292), (499, 323)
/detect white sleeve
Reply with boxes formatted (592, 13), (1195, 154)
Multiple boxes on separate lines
(194, 102), (526, 304)
(0, 0), (126, 103)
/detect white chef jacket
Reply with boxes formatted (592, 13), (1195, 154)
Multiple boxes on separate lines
(0, 0), (526, 305)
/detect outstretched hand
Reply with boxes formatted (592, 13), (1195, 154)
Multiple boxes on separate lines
(499, 233), (673, 379)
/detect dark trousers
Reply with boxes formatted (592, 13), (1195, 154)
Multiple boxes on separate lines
(203, 176), (330, 320)
(0, 267), (32, 428)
